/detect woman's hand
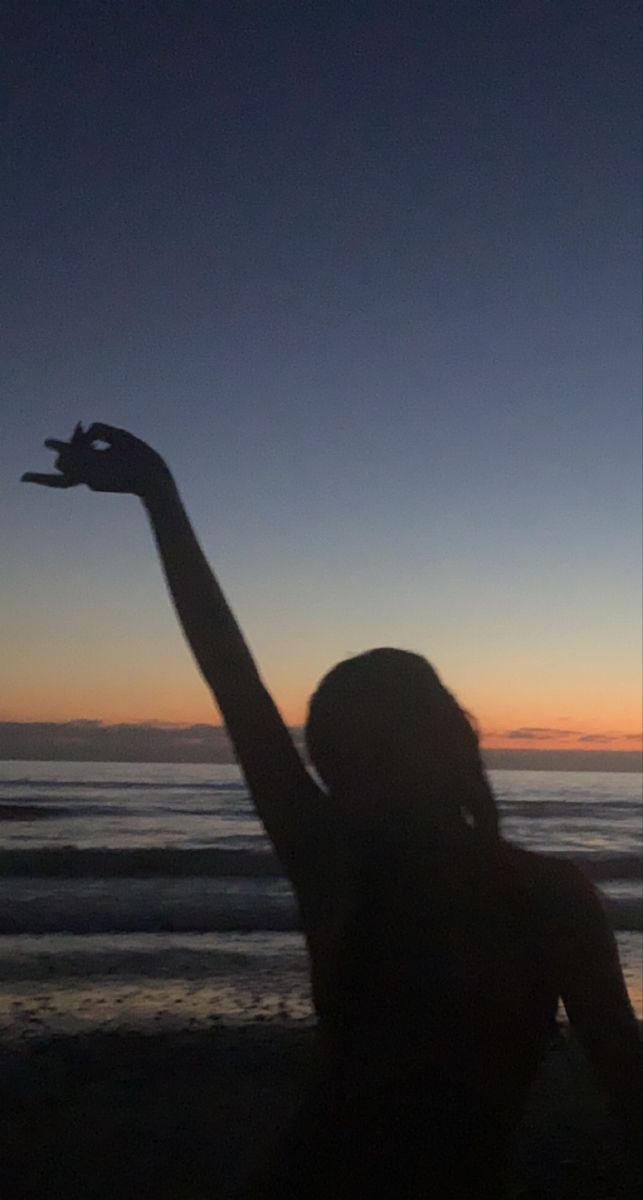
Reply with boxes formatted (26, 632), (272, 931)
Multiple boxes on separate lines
(22, 423), (172, 499)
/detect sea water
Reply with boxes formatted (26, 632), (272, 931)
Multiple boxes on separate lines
(0, 762), (640, 1038)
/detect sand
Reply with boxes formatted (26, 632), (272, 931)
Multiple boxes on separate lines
(0, 1024), (639, 1199)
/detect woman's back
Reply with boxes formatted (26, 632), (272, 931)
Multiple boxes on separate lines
(280, 835), (635, 1198)
(317, 834), (559, 1093)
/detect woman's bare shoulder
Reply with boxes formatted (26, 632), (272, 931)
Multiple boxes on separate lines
(499, 841), (597, 907)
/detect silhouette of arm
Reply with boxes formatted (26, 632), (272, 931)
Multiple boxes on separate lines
(553, 862), (642, 1144)
(23, 424), (336, 913)
(143, 477), (330, 874)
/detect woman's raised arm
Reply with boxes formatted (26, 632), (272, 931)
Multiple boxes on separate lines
(23, 423), (333, 903)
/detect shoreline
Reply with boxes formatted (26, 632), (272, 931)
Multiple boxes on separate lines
(1, 1023), (640, 1199)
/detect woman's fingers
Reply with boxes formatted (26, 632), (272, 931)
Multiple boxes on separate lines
(85, 422), (129, 446)
(23, 424), (120, 489)
(21, 472), (74, 488)
(23, 423), (153, 494)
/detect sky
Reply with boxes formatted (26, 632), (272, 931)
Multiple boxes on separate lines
(2, 0), (641, 755)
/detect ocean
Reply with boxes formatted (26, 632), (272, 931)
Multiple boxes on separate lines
(0, 762), (641, 1040)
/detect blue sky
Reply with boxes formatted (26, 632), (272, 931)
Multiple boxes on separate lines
(2, 0), (641, 746)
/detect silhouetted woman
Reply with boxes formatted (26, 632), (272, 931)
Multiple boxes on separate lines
(24, 424), (641, 1198)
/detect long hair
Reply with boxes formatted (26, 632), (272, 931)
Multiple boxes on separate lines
(306, 648), (500, 843)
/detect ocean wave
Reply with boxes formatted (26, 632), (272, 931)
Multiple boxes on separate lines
(0, 805), (70, 821)
(0, 845), (640, 881)
(0, 894), (638, 935)
(0, 779), (248, 792)
(0, 905), (299, 937)
(0, 935), (308, 981)
(2, 782), (635, 808)
(498, 800), (636, 817)
(0, 800), (222, 820)
(0, 847), (279, 877)
(0, 802), (255, 825)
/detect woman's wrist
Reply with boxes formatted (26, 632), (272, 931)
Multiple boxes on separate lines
(141, 466), (178, 509)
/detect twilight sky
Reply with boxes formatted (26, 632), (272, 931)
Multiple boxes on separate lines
(3, 0), (641, 752)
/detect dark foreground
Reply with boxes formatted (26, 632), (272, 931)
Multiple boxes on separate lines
(0, 1025), (638, 1199)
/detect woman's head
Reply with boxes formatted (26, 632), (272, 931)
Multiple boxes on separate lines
(306, 648), (498, 840)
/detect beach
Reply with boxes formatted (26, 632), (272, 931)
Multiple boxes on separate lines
(1, 762), (641, 1197)
(1, 1023), (640, 1199)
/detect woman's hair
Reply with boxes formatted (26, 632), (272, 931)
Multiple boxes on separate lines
(306, 648), (500, 842)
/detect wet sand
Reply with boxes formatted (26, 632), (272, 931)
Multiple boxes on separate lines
(0, 1024), (639, 1199)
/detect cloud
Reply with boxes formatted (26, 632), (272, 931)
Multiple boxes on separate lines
(504, 727), (582, 741)
(484, 747), (642, 773)
(624, 733), (643, 742)
(578, 734), (617, 744)
(1, 722), (641, 771)
(0, 721), (236, 763)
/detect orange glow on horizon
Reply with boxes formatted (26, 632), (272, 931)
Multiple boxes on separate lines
(4, 690), (641, 753)
(479, 730), (642, 753)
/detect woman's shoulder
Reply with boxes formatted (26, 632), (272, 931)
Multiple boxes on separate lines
(498, 840), (599, 912)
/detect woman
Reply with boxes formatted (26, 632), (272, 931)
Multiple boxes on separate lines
(24, 424), (641, 1197)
